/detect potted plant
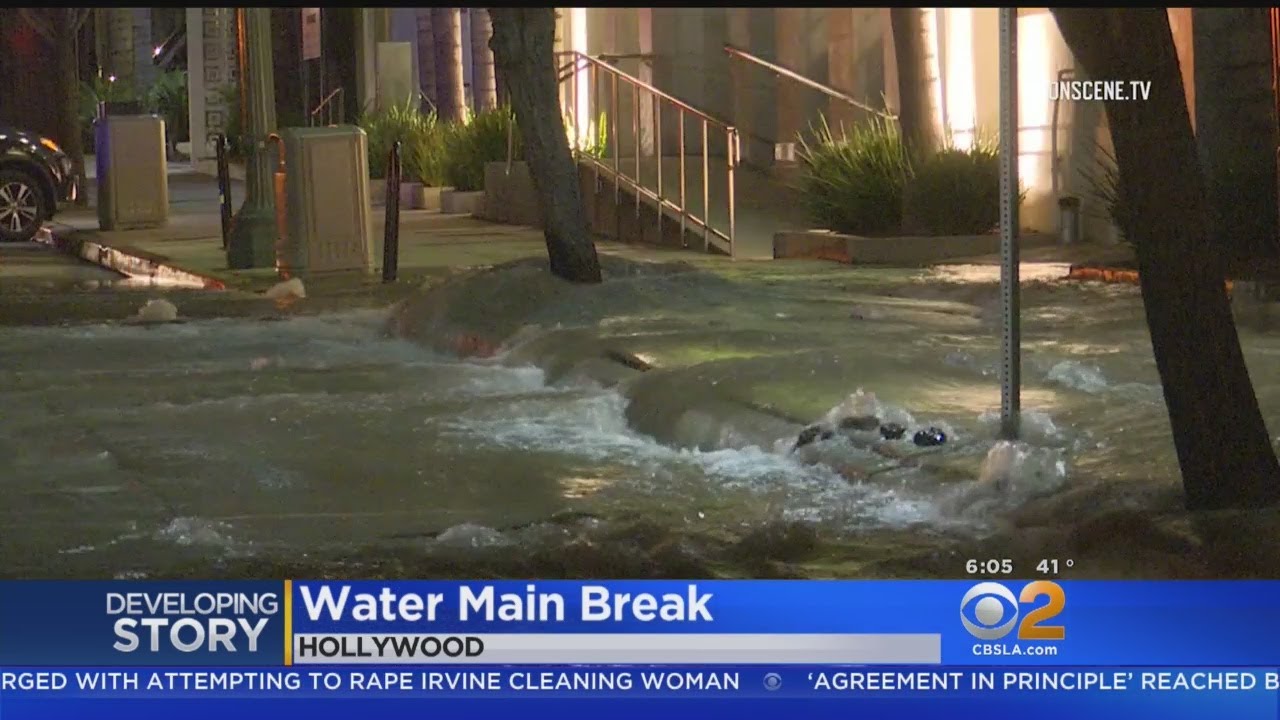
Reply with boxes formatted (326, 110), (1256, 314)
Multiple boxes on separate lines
(441, 107), (516, 215)
(358, 99), (435, 208)
(402, 120), (450, 211)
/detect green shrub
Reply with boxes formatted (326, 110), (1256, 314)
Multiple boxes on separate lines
(796, 116), (911, 236)
(902, 143), (1003, 235)
(358, 99), (437, 179)
(79, 74), (141, 154)
(214, 84), (250, 160)
(145, 71), (190, 157)
(403, 120), (447, 187)
(442, 106), (520, 192)
(568, 111), (609, 160)
(1079, 144), (1130, 245)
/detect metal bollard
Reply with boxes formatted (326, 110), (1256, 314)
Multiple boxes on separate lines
(266, 134), (289, 277)
(215, 134), (233, 250)
(382, 141), (402, 283)
(1058, 196), (1081, 245)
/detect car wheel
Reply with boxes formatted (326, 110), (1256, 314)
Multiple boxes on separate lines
(0, 168), (49, 243)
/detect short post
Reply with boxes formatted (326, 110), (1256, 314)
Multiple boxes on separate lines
(215, 134), (233, 250)
(382, 141), (402, 283)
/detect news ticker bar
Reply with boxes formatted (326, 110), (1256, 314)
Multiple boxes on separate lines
(5, 666), (1280, 699)
(289, 633), (943, 665)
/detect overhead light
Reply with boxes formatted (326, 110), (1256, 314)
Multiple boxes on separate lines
(153, 46), (163, 57)
(108, 75), (116, 83)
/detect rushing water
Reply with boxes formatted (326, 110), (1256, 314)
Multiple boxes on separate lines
(4, 259), (1280, 579)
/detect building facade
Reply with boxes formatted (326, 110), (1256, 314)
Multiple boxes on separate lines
(554, 7), (1201, 242)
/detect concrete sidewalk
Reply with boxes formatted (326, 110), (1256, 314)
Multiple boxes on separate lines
(46, 172), (742, 298)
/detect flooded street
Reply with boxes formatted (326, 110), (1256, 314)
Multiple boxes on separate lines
(4, 257), (1280, 579)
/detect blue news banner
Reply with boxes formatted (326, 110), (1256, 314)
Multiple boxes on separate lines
(2, 581), (1280, 718)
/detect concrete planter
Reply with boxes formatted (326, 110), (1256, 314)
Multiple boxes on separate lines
(441, 189), (485, 215)
(397, 183), (448, 211)
(479, 161), (543, 227)
(773, 229), (1057, 265)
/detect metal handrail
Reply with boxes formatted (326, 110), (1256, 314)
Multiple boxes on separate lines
(309, 87), (345, 126)
(555, 50), (740, 258)
(724, 44), (895, 120)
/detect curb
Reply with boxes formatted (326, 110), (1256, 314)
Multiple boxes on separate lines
(37, 227), (228, 290)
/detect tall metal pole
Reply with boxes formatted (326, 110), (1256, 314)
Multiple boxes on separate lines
(228, 7), (279, 269)
(998, 8), (1021, 440)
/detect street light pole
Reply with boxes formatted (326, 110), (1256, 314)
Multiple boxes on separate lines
(227, 7), (279, 270)
(998, 7), (1021, 440)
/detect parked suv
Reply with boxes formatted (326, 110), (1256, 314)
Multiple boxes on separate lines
(0, 125), (77, 242)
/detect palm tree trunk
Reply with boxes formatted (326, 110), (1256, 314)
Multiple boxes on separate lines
(489, 7), (602, 283)
(1052, 7), (1280, 510)
(415, 9), (437, 112)
(432, 8), (466, 122)
(470, 8), (497, 111)
(889, 8), (941, 157)
(55, 11), (88, 205)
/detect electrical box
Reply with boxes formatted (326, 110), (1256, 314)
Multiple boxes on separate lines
(95, 115), (168, 230)
(280, 126), (373, 274)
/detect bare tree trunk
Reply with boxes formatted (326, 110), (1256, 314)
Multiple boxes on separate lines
(489, 7), (601, 284)
(56, 18), (87, 206)
(432, 8), (466, 122)
(470, 8), (497, 111)
(889, 8), (941, 157)
(1052, 8), (1280, 510)
(19, 10), (89, 205)
(415, 9), (437, 113)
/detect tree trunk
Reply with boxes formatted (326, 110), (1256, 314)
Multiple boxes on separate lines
(470, 9), (497, 111)
(889, 8), (941, 157)
(54, 12), (87, 206)
(432, 8), (466, 122)
(415, 9), (437, 113)
(1052, 8), (1280, 510)
(488, 7), (602, 284)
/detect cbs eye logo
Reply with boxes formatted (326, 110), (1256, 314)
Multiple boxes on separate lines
(960, 581), (1066, 641)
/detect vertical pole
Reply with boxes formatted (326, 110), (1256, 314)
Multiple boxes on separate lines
(382, 141), (402, 283)
(998, 7), (1020, 440)
(228, 7), (279, 269)
(216, 134), (233, 250)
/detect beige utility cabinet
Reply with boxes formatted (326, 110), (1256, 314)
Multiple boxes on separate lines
(95, 115), (168, 230)
(281, 126), (373, 274)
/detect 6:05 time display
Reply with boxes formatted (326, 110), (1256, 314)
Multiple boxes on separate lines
(965, 558), (1013, 575)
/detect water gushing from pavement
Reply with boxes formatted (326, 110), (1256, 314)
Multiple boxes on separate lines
(4, 260), (1280, 579)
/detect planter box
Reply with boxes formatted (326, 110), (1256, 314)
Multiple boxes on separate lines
(479, 161), (544, 227)
(398, 183), (448, 211)
(440, 189), (485, 215)
(774, 229), (1058, 265)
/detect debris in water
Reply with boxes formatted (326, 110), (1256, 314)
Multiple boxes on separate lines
(913, 427), (948, 447)
(880, 422), (907, 440)
(265, 277), (306, 300)
(133, 298), (179, 323)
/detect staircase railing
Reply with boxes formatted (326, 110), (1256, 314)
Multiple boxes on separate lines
(555, 50), (740, 258)
(309, 87), (345, 127)
(724, 44), (895, 121)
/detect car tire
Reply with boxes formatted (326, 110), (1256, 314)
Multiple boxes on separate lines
(0, 168), (49, 243)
